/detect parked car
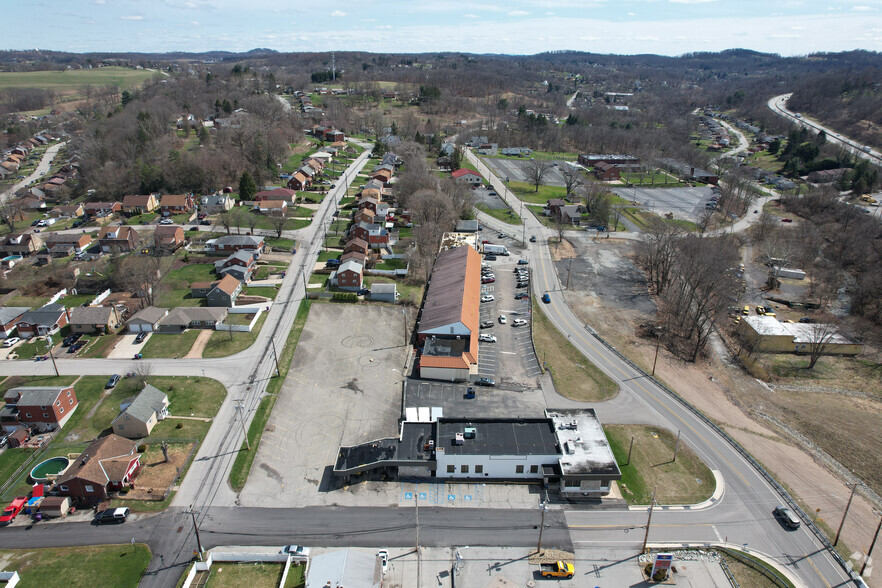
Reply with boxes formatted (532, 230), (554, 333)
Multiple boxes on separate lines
(516, 282), (529, 289)
(742, 305), (750, 316)
(799, 317), (816, 324)
(484, 255), (497, 261)
(481, 277), (495, 284)
(67, 342), (84, 353)
(480, 320), (494, 329)
(63, 333), (82, 346)
(280, 545), (310, 557)
(0, 497), (27, 525)
(515, 293), (530, 300)
(773, 506), (801, 529)
(33, 355), (48, 362)
(529, 235), (537, 242)
(134, 332), (147, 344)
(200, 220), (212, 226)
(197, 213), (207, 219)
(474, 378), (496, 387)
(106, 374), (121, 389)
(781, 218), (793, 223)
(498, 314), (506, 324)
(356, 288), (370, 296)
(377, 550), (389, 576)
(542, 293), (551, 304)
(2, 337), (20, 348)
(517, 259), (529, 265)
(481, 295), (495, 303)
(479, 334), (497, 343)
(159, 218), (174, 225)
(512, 319), (528, 327)
(94, 507), (130, 525)
(325, 259), (341, 267)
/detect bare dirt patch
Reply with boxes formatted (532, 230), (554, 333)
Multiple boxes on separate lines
(119, 443), (193, 501)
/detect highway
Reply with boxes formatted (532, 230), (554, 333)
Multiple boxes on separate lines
(768, 93), (881, 163)
(464, 148), (861, 588)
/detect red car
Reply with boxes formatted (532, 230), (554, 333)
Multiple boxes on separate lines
(0, 497), (27, 525)
(481, 277), (495, 284)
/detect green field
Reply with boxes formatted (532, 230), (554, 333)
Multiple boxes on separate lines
(0, 544), (151, 588)
(0, 67), (157, 94)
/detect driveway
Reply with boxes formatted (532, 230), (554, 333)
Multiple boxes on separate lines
(107, 332), (150, 359)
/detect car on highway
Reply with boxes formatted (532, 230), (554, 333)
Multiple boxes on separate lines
(280, 545), (310, 557)
(512, 319), (528, 327)
(480, 295), (495, 302)
(474, 378), (496, 387)
(105, 374), (121, 389)
(377, 550), (389, 576)
(479, 334), (497, 343)
(2, 337), (20, 348)
(773, 506), (801, 529)
(498, 314), (506, 324)
(781, 218), (792, 223)
(480, 320), (494, 328)
(94, 507), (130, 525)
(134, 332), (147, 344)
(542, 294), (551, 304)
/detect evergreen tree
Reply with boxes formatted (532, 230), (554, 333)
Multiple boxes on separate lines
(238, 171), (257, 201)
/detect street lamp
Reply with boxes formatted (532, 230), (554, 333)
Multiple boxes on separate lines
(536, 501), (549, 554)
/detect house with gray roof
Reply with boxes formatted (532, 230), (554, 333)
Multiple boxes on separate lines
(157, 307), (228, 333)
(205, 235), (264, 255)
(111, 384), (170, 439)
(369, 283), (398, 303)
(0, 307), (30, 338)
(68, 306), (121, 335)
(126, 306), (168, 333)
(199, 193), (234, 214)
(15, 303), (69, 338)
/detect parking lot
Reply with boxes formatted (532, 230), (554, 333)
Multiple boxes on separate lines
(483, 157), (572, 187)
(611, 185), (716, 222)
(471, 186), (509, 210)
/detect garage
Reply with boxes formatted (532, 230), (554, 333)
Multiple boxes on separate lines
(125, 306), (168, 333)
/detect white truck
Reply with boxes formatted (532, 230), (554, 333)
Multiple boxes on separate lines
(483, 244), (509, 256)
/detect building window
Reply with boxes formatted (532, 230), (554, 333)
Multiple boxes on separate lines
(475, 465), (483, 474)
(69, 399), (74, 405)
(565, 480), (580, 488)
(461, 465), (469, 474)
(516, 465), (524, 474)
(59, 485), (68, 492)
(59, 407), (64, 414)
(40, 405), (46, 410)
(85, 485), (94, 493)
(118, 425), (124, 430)
(530, 465), (539, 474)
(447, 465), (455, 473)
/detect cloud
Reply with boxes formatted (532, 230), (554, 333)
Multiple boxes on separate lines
(191, 20), (200, 26)
(330, 10), (346, 17)
(464, 13), (479, 18)
(92, 0), (106, 4)
(120, 15), (144, 20)
(669, 0), (716, 3)
(508, 10), (528, 16)
(628, 11), (636, 15)
(852, 5), (872, 10)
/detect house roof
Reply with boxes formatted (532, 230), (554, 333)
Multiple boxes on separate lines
(212, 274), (241, 296)
(254, 188), (296, 199)
(98, 226), (138, 241)
(122, 194), (154, 207)
(69, 306), (114, 325)
(218, 264), (251, 278)
(8, 386), (66, 407)
(160, 194), (192, 207)
(19, 303), (66, 326)
(154, 225), (183, 237)
(115, 384), (168, 425)
(201, 193), (230, 206)
(56, 434), (139, 486)
(346, 237), (368, 249)
(159, 307), (227, 327)
(259, 200), (287, 209)
(84, 201), (118, 210)
(420, 355), (470, 369)
(215, 250), (254, 269)
(213, 235), (263, 247)
(45, 233), (90, 245)
(418, 245), (480, 334)
(127, 306), (168, 325)
(370, 283), (396, 294)
(306, 550), (380, 588)
(337, 259), (363, 275)
(451, 168), (481, 179)
(292, 171), (308, 183)
(0, 307), (30, 325)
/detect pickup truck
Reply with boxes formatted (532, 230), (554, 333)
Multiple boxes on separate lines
(0, 496), (27, 525)
(539, 561), (574, 578)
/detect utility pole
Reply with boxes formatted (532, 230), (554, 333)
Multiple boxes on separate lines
(861, 512), (882, 575)
(45, 337), (59, 377)
(651, 332), (661, 376)
(642, 486), (657, 553)
(566, 257), (573, 290)
(188, 505), (204, 559)
(835, 482), (861, 546)
(672, 430), (681, 463)
(269, 337), (280, 377)
(401, 308), (408, 345)
(536, 501), (549, 554)
(626, 435), (634, 466)
(234, 400), (250, 450)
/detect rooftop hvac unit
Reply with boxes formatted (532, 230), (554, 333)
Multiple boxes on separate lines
(455, 432), (464, 445)
(464, 427), (476, 439)
(564, 441), (575, 455)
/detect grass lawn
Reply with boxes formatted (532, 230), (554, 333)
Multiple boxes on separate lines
(606, 424), (715, 505)
(317, 250), (339, 263)
(265, 237), (295, 251)
(245, 213), (310, 231)
(162, 263), (216, 288)
(205, 562), (287, 588)
(0, 449), (35, 492)
(138, 330), (201, 359)
(363, 276), (424, 304)
(299, 191), (326, 204)
(375, 258), (407, 270)
(288, 206), (314, 218)
(307, 274), (330, 293)
(2, 294), (50, 308)
(229, 300), (309, 491)
(721, 549), (797, 588)
(532, 301), (617, 402)
(77, 333), (120, 358)
(242, 286), (278, 300)
(0, 544), (151, 588)
(125, 212), (159, 225)
(475, 203), (521, 225)
(508, 181), (570, 205)
(202, 314), (268, 358)
(0, 67), (155, 93)
(620, 171), (685, 187)
(9, 339), (45, 359)
(253, 265), (285, 280)
(526, 205), (553, 227)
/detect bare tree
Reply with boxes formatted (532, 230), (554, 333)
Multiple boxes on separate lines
(268, 213), (288, 238)
(117, 255), (163, 308)
(131, 361), (153, 387)
(635, 218), (684, 295)
(562, 165), (583, 196)
(0, 198), (23, 232)
(525, 159), (553, 192)
(245, 209), (259, 235)
(218, 210), (233, 234)
(696, 207), (715, 234)
(805, 321), (838, 369)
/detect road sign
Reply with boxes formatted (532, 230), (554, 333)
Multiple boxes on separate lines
(651, 553), (673, 578)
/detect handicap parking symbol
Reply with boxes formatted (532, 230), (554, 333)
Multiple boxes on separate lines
(419, 492), (427, 500)
(464, 495), (472, 501)
(404, 492), (413, 500)
(448, 494), (456, 501)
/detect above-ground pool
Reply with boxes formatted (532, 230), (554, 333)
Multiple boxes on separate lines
(30, 457), (71, 482)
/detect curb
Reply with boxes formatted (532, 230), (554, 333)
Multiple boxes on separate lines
(628, 469), (724, 512)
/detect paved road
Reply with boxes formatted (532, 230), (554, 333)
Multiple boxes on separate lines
(465, 148), (859, 588)
(0, 141), (67, 204)
(768, 93), (882, 163)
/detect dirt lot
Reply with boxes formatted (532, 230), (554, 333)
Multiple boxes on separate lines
(118, 442), (194, 501)
(558, 235), (882, 574)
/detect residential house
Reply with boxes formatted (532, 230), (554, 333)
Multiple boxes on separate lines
(98, 226), (140, 253)
(354, 208), (376, 225)
(286, 171), (311, 191)
(254, 188), (297, 204)
(199, 193), (234, 214)
(190, 274), (242, 307)
(160, 194), (195, 216)
(257, 200), (287, 216)
(324, 129), (345, 142)
(367, 226), (391, 249)
(451, 168), (482, 186)
(738, 316), (863, 356)
(807, 169), (849, 184)
(0, 385), (78, 433)
(153, 225), (185, 252)
(369, 169), (392, 184)
(305, 550), (382, 588)
(125, 306), (168, 333)
(544, 199), (567, 218)
(157, 307), (228, 333)
(206, 235), (264, 255)
(553, 205), (584, 225)
(344, 238), (369, 256)
(121, 194), (159, 216)
(0, 233), (43, 256)
(84, 201), (122, 218)
(302, 157), (324, 173)
(44, 243), (75, 259)
(340, 251), (367, 266)
(214, 250), (256, 282)
(48, 203), (84, 218)
(0, 307), (29, 339)
(68, 306), (121, 335)
(111, 384), (170, 439)
(358, 196), (380, 214)
(370, 283), (398, 302)
(593, 161), (621, 181)
(45, 233), (92, 253)
(56, 435), (141, 505)
(331, 259), (364, 291)
(15, 303), (70, 338)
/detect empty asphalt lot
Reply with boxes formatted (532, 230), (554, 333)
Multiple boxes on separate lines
(612, 186), (716, 222)
(239, 303), (407, 507)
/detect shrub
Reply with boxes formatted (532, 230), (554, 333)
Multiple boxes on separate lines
(137, 444), (147, 453)
(175, 423), (184, 429)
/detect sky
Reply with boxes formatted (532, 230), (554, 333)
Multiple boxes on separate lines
(4, 0), (882, 57)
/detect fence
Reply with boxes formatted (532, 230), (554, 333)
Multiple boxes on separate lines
(180, 551), (306, 588)
(583, 323), (862, 585)
(216, 307), (264, 333)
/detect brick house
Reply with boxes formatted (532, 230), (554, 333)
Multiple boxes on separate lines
(369, 169), (392, 183)
(15, 303), (70, 338)
(122, 194), (159, 216)
(0, 233), (43, 256)
(84, 201), (122, 218)
(125, 306), (168, 333)
(68, 306), (122, 335)
(358, 196), (380, 214)
(451, 168), (482, 186)
(55, 435), (141, 505)
(48, 203), (85, 218)
(0, 307), (29, 339)
(254, 188), (297, 204)
(344, 237), (369, 256)
(332, 259), (363, 291)
(286, 171), (311, 191)
(206, 235), (264, 255)
(324, 129), (344, 142)
(354, 208), (376, 225)
(593, 161), (620, 181)
(159, 194), (195, 215)
(340, 251), (367, 266)
(157, 307), (228, 332)
(0, 385), (78, 433)
(214, 250), (256, 282)
(98, 226), (140, 253)
(257, 200), (287, 216)
(153, 225), (185, 252)
(45, 233), (92, 253)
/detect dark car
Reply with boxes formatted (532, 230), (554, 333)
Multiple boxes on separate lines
(484, 255), (497, 261)
(106, 374), (121, 389)
(72, 220), (83, 228)
(799, 317), (816, 324)
(542, 293), (551, 304)
(517, 259), (529, 265)
(200, 220), (212, 226)
(356, 288), (370, 296)
(67, 342), (84, 354)
(529, 235), (537, 243)
(474, 378), (496, 387)
(515, 293), (530, 300)
(773, 506), (801, 529)
(94, 507), (130, 525)
(134, 332), (147, 344)
(480, 320), (494, 328)
(325, 259), (341, 267)
(30, 220), (40, 227)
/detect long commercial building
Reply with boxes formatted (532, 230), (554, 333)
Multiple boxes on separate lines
(334, 408), (622, 499)
(416, 245), (481, 381)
